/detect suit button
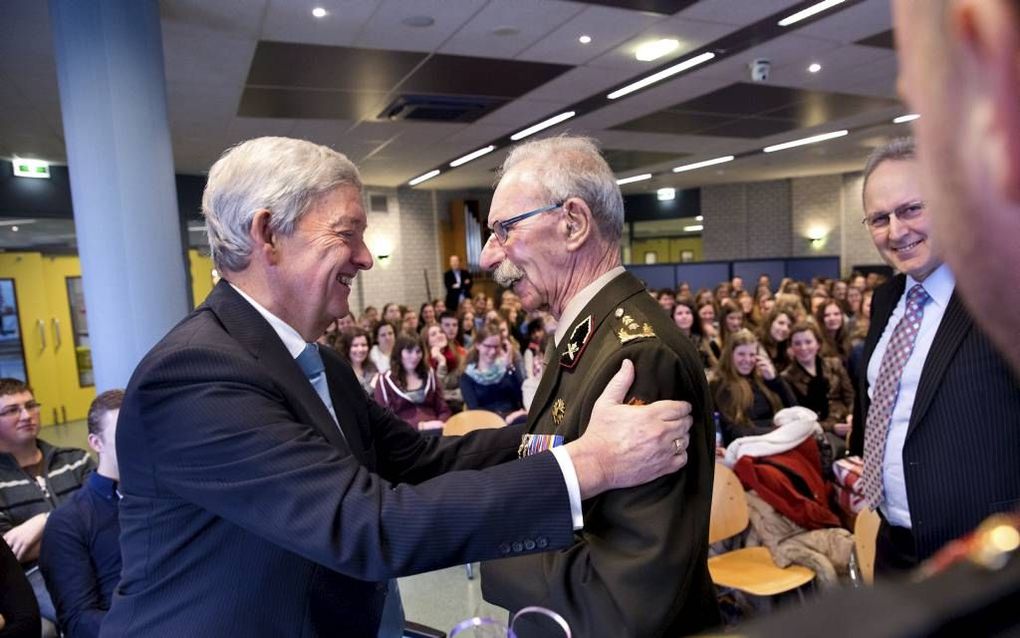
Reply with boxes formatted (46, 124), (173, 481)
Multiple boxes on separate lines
(499, 543), (511, 555)
(537, 537), (548, 549)
(524, 539), (536, 551)
(512, 542), (524, 553)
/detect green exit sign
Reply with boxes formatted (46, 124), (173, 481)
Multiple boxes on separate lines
(13, 158), (50, 179)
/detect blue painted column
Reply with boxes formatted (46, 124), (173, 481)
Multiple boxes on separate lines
(49, 0), (189, 389)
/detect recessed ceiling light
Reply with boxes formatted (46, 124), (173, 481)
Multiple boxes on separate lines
(311, 7), (327, 18)
(450, 145), (496, 168)
(695, 215), (704, 221)
(11, 226), (19, 232)
(401, 15), (435, 28)
(808, 63), (822, 73)
(616, 173), (652, 185)
(672, 155), (735, 173)
(491, 26), (519, 37)
(893, 113), (920, 124)
(762, 129), (848, 153)
(657, 188), (676, 201)
(635, 38), (679, 62)
(607, 51), (715, 100)
(409, 169), (440, 187)
(778, 0), (847, 27)
(510, 111), (576, 141)
(579, 35), (592, 44)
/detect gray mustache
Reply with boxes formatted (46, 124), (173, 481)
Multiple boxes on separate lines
(493, 260), (526, 287)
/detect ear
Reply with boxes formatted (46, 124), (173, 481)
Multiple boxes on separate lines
(952, 0), (1020, 201)
(87, 432), (103, 455)
(248, 209), (282, 265)
(561, 198), (594, 252)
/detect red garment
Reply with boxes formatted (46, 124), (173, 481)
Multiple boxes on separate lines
(733, 437), (840, 530)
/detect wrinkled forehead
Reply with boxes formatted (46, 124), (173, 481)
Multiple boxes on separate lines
(490, 167), (544, 223)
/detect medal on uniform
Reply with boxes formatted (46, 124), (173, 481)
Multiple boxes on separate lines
(518, 433), (565, 458)
(551, 398), (566, 426)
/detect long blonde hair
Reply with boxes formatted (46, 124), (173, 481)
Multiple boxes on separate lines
(711, 329), (783, 426)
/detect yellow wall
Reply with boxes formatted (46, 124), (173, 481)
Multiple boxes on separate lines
(188, 249), (215, 307)
(630, 237), (703, 264)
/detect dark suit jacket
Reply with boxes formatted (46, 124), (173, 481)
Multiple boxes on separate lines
(482, 272), (720, 637)
(443, 268), (471, 310)
(850, 274), (1020, 560)
(102, 281), (575, 638)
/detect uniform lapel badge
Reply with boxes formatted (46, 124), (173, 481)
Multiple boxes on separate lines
(518, 433), (565, 458)
(560, 315), (593, 369)
(616, 311), (656, 344)
(551, 398), (566, 426)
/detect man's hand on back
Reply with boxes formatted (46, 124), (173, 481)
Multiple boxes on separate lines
(565, 359), (693, 499)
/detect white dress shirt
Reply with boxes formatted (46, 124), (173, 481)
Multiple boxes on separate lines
(867, 263), (955, 527)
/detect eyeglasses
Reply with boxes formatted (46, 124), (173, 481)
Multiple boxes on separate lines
(488, 202), (564, 244)
(0, 401), (42, 419)
(861, 200), (925, 232)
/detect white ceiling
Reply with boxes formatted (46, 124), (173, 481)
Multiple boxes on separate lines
(0, 0), (907, 201)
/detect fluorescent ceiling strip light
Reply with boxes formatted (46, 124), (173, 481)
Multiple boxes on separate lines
(0, 219), (36, 227)
(683, 224), (704, 232)
(615, 173), (652, 185)
(607, 51), (716, 100)
(450, 145), (496, 167)
(408, 169), (441, 186)
(763, 129), (848, 153)
(672, 155), (735, 173)
(893, 113), (920, 124)
(778, 0), (846, 27)
(635, 38), (679, 62)
(510, 111), (577, 141)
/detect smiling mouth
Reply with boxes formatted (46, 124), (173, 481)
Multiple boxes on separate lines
(892, 238), (924, 253)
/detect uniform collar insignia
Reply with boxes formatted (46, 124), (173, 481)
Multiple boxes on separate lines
(560, 315), (593, 369)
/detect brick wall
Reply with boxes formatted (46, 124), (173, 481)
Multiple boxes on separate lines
(701, 172), (885, 276)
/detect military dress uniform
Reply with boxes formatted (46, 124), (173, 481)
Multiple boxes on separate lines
(481, 271), (720, 638)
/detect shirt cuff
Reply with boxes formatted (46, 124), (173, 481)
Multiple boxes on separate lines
(550, 446), (584, 530)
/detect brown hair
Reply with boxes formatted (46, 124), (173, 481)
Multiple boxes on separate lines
(712, 329), (783, 426)
(87, 389), (124, 436)
(0, 378), (31, 398)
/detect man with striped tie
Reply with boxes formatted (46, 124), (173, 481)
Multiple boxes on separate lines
(850, 137), (1020, 575)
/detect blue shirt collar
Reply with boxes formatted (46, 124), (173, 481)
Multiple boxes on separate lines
(88, 471), (120, 501)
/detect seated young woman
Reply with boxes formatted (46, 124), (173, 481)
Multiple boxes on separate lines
(757, 307), (794, 372)
(373, 335), (450, 434)
(781, 322), (854, 457)
(369, 320), (396, 374)
(816, 299), (852, 367)
(337, 328), (378, 395)
(711, 328), (797, 445)
(672, 298), (717, 372)
(459, 322), (527, 424)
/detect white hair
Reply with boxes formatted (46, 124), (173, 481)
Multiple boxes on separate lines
(202, 137), (362, 272)
(498, 135), (624, 242)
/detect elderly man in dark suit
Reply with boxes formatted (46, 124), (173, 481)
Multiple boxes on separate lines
(850, 137), (1020, 576)
(102, 136), (695, 638)
(478, 136), (719, 637)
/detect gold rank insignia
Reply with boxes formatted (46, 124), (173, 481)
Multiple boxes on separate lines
(615, 310), (656, 344)
(551, 398), (566, 425)
(560, 315), (593, 369)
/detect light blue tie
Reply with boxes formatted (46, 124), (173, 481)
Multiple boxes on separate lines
(297, 344), (401, 635)
(295, 344), (341, 433)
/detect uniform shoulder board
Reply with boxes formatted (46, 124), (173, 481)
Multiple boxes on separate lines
(612, 306), (657, 345)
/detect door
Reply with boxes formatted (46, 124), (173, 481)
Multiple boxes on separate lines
(42, 256), (95, 423)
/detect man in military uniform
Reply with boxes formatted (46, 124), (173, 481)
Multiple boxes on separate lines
(479, 135), (719, 637)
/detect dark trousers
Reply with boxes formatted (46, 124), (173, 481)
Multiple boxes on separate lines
(874, 517), (919, 577)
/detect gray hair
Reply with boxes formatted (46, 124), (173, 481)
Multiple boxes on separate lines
(498, 135), (624, 242)
(202, 137), (362, 273)
(862, 137), (916, 193)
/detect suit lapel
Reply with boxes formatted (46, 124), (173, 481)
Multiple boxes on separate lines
(321, 351), (372, 467)
(863, 275), (905, 373)
(906, 291), (972, 437)
(205, 281), (349, 453)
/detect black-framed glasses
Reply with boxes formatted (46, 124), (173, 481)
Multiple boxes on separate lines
(0, 401), (42, 418)
(861, 200), (925, 232)
(488, 202), (564, 244)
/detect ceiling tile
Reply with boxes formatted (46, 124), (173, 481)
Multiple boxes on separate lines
(438, 0), (584, 59)
(677, 0), (799, 27)
(515, 5), (663, 66)
(260, 0), (377, 47)
(355, 0), (489, 52)
(584, 17), (735, 71)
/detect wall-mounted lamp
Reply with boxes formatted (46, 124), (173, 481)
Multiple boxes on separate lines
(369, 235), (394, 265)
(805, 226), (828, 249)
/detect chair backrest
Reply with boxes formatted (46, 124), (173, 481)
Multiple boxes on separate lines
(709, 463), (750, 544)
(442, 409), (506, 436)
(854, 508), (881, 585)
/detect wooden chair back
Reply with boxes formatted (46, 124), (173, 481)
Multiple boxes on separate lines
(710, 463), (750, 544)
(442, 409), (506, 436)
(854, 507), (881, 585)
